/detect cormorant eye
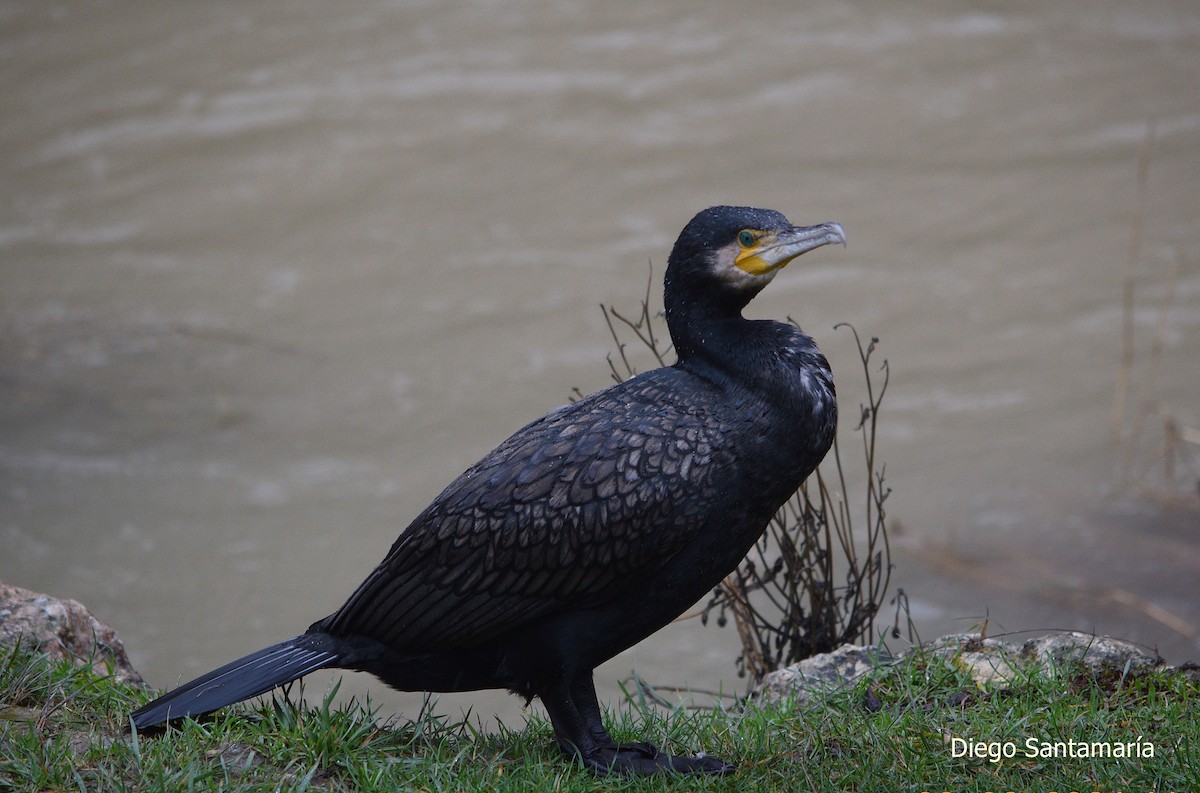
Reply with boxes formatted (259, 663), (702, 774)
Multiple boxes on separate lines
(737, 230), (757, 248)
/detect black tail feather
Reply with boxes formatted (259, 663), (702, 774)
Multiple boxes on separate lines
(131, 633), (341, 729)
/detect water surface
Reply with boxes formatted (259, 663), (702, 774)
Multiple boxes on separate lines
(3, 1), (1198, 724)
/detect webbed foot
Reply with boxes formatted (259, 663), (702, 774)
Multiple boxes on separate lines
(579, 741), (735, 776)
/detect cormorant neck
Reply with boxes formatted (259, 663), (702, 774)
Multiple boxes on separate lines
(665, 302), (742, 367)
(663, 270), (761, 365)
(664, 273), (832, 420)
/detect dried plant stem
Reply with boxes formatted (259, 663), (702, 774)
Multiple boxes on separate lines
(1123, 247), (1181, 472)
(1111, 119), (1155, 442)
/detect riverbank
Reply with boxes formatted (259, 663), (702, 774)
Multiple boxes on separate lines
(2, 634), (1195, 791)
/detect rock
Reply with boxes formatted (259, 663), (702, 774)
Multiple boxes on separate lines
(927, 634), (1021, 686)
(0, 581), (143, 685)
(756, 644), (885, 707)
(1021, 631), (1163, 674)
(1171, 662), (1200, 683)
(754, 630), (1173, 705)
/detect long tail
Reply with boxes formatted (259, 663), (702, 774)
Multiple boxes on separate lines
(131, 633), (341, 729)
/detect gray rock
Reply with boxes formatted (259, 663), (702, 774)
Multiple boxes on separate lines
(756, 644), (885, 707)
(0, 581), (143, 685)
(926, 633), (1021, 686)
(1021, 631), (1163, 673)
(755, 630), (1174, 705)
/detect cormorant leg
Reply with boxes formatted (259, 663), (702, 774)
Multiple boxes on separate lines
(542, 673), (735, 776)
(539, 678), (605, 764)
(568, 673), (656, 758)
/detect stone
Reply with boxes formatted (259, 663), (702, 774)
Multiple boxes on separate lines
(0, 581), (143, 685)
(927, 634), (1021, 686)
(752, 630), (1177, 705)
(756, 644), (885, 707)
(1021, 631), (1163, 674)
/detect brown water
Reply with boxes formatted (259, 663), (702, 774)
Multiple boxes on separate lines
(3, 1), (1199, 726)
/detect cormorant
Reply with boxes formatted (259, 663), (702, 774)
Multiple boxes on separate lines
(130, 206), (846, 776)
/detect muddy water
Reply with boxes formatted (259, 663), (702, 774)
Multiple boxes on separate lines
(3, 1), (1199, 726)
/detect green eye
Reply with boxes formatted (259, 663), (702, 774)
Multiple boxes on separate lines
(737, 230), (757, 248)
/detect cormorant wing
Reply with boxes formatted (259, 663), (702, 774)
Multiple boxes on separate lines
(320, 366), (732, 652)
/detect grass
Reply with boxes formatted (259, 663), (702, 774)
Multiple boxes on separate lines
(2, 641), (1196, 791)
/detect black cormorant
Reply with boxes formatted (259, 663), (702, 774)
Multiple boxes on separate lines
(130, 206), (846, 776)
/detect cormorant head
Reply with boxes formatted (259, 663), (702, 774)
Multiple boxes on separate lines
(665, 206), (846, 317)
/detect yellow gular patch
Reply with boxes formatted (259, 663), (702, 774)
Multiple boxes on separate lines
(734, 233), (778, 276)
